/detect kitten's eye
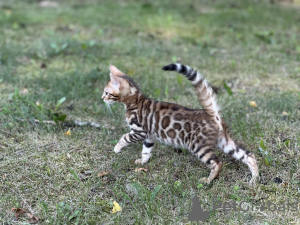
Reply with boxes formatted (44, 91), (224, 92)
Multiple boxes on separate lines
(105, 91), (108, 95)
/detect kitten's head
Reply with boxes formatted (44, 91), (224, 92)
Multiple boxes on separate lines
(102, 65), (140, 104)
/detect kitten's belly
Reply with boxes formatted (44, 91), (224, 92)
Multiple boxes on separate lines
(150, 133), (185, 149)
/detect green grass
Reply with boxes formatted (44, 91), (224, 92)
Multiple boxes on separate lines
(0, 0), (299, 224)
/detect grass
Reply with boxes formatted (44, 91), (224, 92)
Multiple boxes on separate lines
(0, 0), (299, 224)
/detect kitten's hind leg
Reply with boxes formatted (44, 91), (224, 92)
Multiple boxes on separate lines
(135, 139), (154, 165)
(218, 137), (259, 185)
(192, 145), (222, 184)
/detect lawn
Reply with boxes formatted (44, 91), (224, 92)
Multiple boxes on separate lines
(0, 0), (299, 224)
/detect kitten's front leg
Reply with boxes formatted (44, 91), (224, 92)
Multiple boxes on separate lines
(135, 139), (154, 165)
(114, 130), (147, 153)
(114, 134), (130, 153)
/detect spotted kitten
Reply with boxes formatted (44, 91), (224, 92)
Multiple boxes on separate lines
(102, 64), (259, 184)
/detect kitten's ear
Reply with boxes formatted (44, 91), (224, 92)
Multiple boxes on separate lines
(110, 65), (124, 76)
(109, 73), (121, 87)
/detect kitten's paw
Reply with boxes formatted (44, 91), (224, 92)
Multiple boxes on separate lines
(199, 177), (211, 184)
(249, 176), (259, 186)
(134, 159), (147, 165)
(114, 147), (121, 153)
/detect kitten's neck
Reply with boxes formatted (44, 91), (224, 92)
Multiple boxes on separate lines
(121, 92), (145, 110)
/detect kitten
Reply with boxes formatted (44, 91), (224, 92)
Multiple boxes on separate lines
(102, 64), (259, 185)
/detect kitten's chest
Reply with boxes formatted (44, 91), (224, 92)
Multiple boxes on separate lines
(125, 110), (142, 128)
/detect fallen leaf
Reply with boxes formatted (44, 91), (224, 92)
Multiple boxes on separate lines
(5, 10), (12, 16)
(11, 208), (26, 218)
(64, 128), (71, 136)
(28, 213), (39, 223)
(11, 208), (39, 223)
(67, 153), (71, 159)
(249, 101), (257, 108)
(98, 171), (110, 177)
(21, 87), (28, 95)
(135, 168), (148, 173)
(112, 201), (122, 213)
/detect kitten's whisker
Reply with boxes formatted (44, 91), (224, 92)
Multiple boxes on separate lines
(105, 102), (112, 112)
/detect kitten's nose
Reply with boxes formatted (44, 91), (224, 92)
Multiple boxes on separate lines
(101, 94), (105, 99)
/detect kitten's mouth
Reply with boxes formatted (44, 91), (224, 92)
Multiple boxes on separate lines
(104, 99), (114, 104)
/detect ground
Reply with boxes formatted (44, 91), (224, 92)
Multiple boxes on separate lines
(0, 0), (299, 224)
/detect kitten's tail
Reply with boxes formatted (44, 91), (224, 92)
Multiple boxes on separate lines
(162, 63), (222, 132)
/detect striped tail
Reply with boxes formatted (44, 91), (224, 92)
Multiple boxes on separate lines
(162, 63), (222, 132)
